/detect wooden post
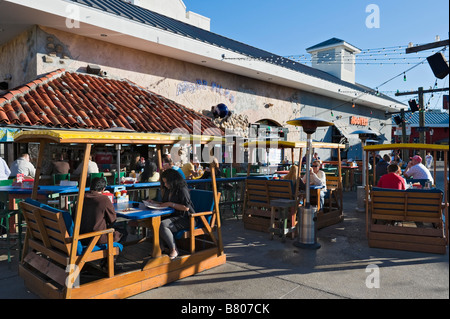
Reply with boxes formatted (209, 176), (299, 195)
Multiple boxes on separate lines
(210, 161), (224, 256)
(372, 152), (376, 187)
(156, 145), (164, 200)
(242, 147), (252, 217)
(65, 143), (91, 299)
(31, 141), (47, 200)
(337, 146), (342, 186)
(433, 150), (437, 181)
(444, 150), (448, 243)
(156, 145), (163, 172)
(23, 140), (47, 264)
(338, 146), (343, 211)
(365, 149), (369, 237)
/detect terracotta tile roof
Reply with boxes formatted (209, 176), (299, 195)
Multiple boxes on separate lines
(0, 69), (221, 135)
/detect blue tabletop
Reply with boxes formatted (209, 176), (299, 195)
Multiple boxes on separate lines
(115, 202), (174, 220)
(0, 185), (80, 195)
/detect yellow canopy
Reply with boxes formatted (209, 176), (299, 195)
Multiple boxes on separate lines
(243, 140), (345, 149)
(14, 129), (224, 145)
(364, 143), (449, 152)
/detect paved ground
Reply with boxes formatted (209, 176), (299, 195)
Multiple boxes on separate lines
(1, 166), (448, 301)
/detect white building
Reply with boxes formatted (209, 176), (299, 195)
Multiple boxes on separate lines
(0, 0), (406, 162)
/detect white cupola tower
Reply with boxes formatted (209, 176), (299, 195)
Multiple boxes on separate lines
(306, 38), (361, 84)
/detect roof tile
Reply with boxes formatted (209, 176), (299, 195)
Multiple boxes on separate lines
(0, 69), (220, 135)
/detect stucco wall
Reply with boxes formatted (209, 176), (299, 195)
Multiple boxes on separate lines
(2, 26), (392, 161)
(0, 26), (38, 91)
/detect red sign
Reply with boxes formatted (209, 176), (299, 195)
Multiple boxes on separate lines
(95, 152), (113, 164)
(350, 116), (368, 126)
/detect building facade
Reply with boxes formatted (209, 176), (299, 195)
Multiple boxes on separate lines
(0, 0), (406, 165)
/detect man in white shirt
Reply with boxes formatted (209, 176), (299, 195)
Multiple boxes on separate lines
(403, 155), (433, 184)
(9, 153), (36, 178)
(73, 155), (99, 175)
(0, 157), (11, 180)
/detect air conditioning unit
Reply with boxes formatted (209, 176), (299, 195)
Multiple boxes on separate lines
(87, 64), (102, 75)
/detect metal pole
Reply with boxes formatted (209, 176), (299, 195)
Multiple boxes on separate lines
(305, 133), (312, 208)
(116, 144), (121, 184)
(361, 139), (366, 187)
(401, 109), (408, 162)
(294, 131), (320, 250)
(418, 87), (426, 159)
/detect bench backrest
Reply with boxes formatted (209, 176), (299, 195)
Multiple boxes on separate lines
(371, 188), (443, 223)
(21, 198), (123, 257)
(21, 198), (76, 256)
(189, 189), (220, 228)
(326, 176), (341, 190)
(246, 179), (294, 207)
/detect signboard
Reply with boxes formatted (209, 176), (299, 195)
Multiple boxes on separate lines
(95, 152), (113, 164)
(415, 127), (431, 132)
(394, 124), (411, 136)
(0, 128), (20, 142)
(350, 116), (368, 126)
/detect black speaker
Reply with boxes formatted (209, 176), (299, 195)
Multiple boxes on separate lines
(427, 52), (449, 79)
(393, 116), (403, 126)
(408, 99), (419, 112)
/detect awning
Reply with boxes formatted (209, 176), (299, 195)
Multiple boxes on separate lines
(332, 121), (359, 141)
(435, 138), (449, 145)
(0, 127), (20, 142)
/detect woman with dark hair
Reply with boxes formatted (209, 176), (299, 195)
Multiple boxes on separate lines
(140, 160), (160, 200)
(147, 168), (195, 259)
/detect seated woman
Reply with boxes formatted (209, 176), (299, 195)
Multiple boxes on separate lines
(301, 160), (326, 210)
(139, 160), (160, 200)
(377, 163), (406, 190)
(282, 165), (298, 190)
(146, 168), (195, 259)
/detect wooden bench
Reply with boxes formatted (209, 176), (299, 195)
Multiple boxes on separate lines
(175, 190), (221, 254)
(319, 176), (344, 229)
(368, 187), (448, 254)
(303, 176), (344, 229)
(243, 178), (298, 236)
(19, 198), (123, 293)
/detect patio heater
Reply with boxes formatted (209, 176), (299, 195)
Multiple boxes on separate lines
(287, 117), (334, 250)
(350, 129), (379, 212)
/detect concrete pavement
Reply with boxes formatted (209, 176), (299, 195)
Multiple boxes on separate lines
(1, 170), (448, 300)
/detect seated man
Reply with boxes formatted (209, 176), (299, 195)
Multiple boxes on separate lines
(375, 154), (391, 183)
(162, 154), (186, 179)
(403, 155), (433, 184)
(73, 155), (99, 175)
(181, 154), (199, 179)
(78, 177), (125, 247)
(51, 153), (70, 175)
(9, 153), (36, 179)
(377, 164), (406, 190)
(301, 160), (326, 209)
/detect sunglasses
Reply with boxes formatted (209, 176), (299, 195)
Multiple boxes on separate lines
(311, 165), (320, 168)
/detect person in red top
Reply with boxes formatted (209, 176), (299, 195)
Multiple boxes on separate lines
(377, 164), (406, 190)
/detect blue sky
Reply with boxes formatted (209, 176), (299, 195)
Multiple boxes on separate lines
(184, 0), (449, 110)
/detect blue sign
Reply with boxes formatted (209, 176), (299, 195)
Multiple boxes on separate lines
(0, 128), (20, 142)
